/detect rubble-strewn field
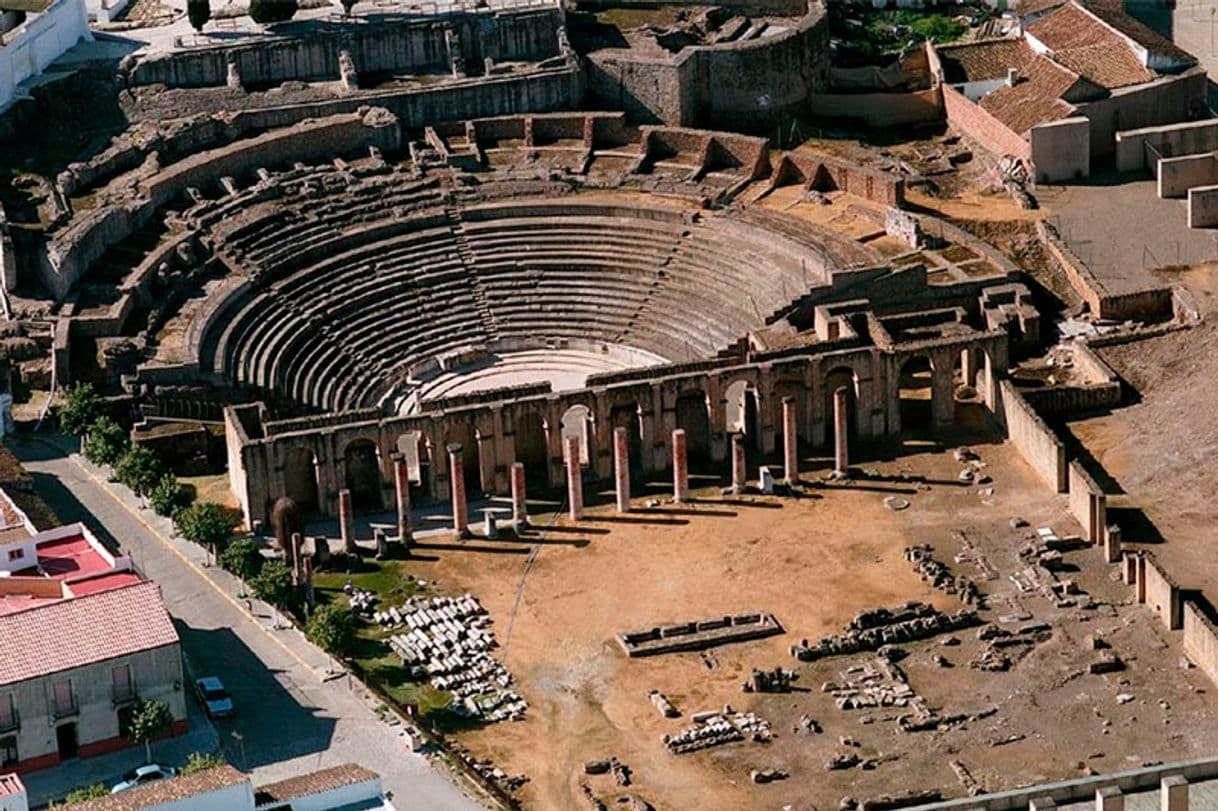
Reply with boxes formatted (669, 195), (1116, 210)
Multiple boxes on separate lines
(381, 419), (1218, 811)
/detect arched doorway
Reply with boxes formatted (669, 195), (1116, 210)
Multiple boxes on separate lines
(283, 447), (319, 514)
(898, 356), (935, 435)
(397, 432), (431, 505)
(561, 405), (593, 468)
(724, 380), (761, 453)
(676, 390), (711, 470)
(609, 403), (643, 474)
(446, 422), (481, 494)
(514, 411), (549, 487)
(823, 367), (859, 442)
(344, 439), (382, 510)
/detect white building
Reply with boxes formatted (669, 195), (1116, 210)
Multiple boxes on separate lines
(0, 0), (90, 113)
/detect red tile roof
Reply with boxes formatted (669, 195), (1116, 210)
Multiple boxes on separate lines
(1084, 0), (1195, 65)
(1025, 3), (1156, 88)
(0, 581), (179, 686)
(937, 38), (1036, 84)
(979, 53), (1082, 135)
(68, 766), (248, 811)
(255, 764), (380, 805)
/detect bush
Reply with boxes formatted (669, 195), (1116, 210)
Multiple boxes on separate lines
(59, 383), (104, 436)
(120, 698), (173, 763)
(149, 474), (192, 518)
(219, 537), (264, 582)
(114, 445), (164, 497)
(182, 751), (226, 774)
(250, 560), (293, 608)
(175, 502), (236, 551)
(248, 0), (297, 23)
(56, 784), (108, 806)
(305, 603), (356, 656)
(187, 0), (210, 30)
(83, 416), (130, 467)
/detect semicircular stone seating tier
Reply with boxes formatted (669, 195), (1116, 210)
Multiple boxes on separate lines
(201, 198), (840, 413)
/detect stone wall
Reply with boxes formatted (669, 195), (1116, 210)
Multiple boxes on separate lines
(1188, 184), (1218, 228)
(1067, 459), (1106, 544)
(1029, 116), (1090, 184)
(0, 0), (90, 113)
(1116, 118), (1218, 173)
(1183, 601), (1218, 688)
(125, 8), (564, 88)
(998, 379), (1066, 493)
(1143, 554), (1183, 631)
(1075, 68), (1208, 160)
(766, 153), (905, 206)
(806, 88), (943, 128)
(1157, 152), (1218, 198)
(577, 0), (805, 12)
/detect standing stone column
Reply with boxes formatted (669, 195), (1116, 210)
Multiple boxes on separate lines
(393, 455), (413, 549)
(672, 428), (688, 503)
(731, 432), (746, 494)
(833, 386), (850, 475)
(566, 435), (584, 521)
(782, 396), (798, 483)
(613, 427), (631, 513)
(1096, 787), (1124, 811)
(338, 488), (356, 555)
(448, 443), (469, 537)
(1161, 776), (1188, 811)
(510, 462), (528, 528)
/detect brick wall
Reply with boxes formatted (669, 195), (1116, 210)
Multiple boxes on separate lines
(942, 83), (1031, 161)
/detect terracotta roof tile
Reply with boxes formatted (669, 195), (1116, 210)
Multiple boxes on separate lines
(937, 38), (1036, 84)
(979, 54), (1081, 135)
(0, 581), (178, 686)
(1049, 40), (1154, 87)
(68, 766), (248, 811)
(1084, 0), (1196, 65)
(255, 763), (380, 805)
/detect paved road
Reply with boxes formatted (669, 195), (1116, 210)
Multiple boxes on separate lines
(12, 436), (485, 811)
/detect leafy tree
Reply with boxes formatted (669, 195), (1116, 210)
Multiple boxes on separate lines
(305, 603), (355, 656)
(175, 502), (235, 551)
(219, 537), (264, 582)
(910, 14), (966, 43)
(56, 783), (108, 806)
(114, 445), (164, 497)
(149, 473), (192, 518)
(248, 0), (297, 24)
(83, 416), (130, 467)
(187, 0), (210, 31)
(120, 698), (173, 764)
(59, 383), (104, 437)
(181, 751), (226, 774)
(250, 559), (293, 608)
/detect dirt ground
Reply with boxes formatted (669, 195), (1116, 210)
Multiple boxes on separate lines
(386, 417), (1218, 811)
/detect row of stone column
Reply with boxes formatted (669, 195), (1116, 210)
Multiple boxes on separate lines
(331, 391), (858, 540)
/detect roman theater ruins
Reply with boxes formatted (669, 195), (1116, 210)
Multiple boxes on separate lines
(6, 0), (1218, 807)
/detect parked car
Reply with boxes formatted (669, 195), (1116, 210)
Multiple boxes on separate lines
(111, 763), (176, 793)
(194, 676), (234, 718)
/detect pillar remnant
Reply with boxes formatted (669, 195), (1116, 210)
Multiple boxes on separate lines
(1161, 775), (1188, 811)
(613, 427), (631, 513)
(289, 532), (303, 584)
(1096, 786), (1124, 811)
(448, 443), (468, 537)
(782, 396), (798, 483)
(373, 528), (388, 560)
(510, 462), (528, 527)
(833, 386), (849, 475)
(1104, 524), (1122, 565)
(731, 432), (746, 494)
(1029, 798), (1056, 811)
(566, 435), (584, 521)
(1136, 553), (1147, 604)
(393, 455), (413, 549)
(1122, 551), (1137, 585)
(484, 511), (498, 539)
(672, 428), (688, 502)
(338, 488), (356, 554)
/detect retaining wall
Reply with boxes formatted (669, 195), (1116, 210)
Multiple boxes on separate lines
(1183, 601), (1218, 688)
(1157, 152), (1218, 198)
(1036, 221), (1174, 320)
(1116, 118), (1218, 172)
(941, 83), (1030, 161)
(1067, 460), (1106, 544)
(1029, 116), (1090, 183)
(998, 379), (1066, 493)
(1188, 184), (1218, 227)
(1143, 554), (1183, 630)
(806, 88), (942, 128)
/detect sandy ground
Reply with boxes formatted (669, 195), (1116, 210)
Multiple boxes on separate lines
(383, 414), (1218, 810)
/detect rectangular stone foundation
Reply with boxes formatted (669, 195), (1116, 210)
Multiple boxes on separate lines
(617, 613), (783, 657)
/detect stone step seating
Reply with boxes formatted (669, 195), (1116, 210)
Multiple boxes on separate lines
(418, 348), (637, 400)
(82, 217), (172, 287)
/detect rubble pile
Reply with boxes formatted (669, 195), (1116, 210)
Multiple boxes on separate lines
(743, 667), (797, 693)
(822, 658), (923, 713)
(663, 710), (772, 754)
(385, 593), (526, 722)
(343, 583), (379, 615)
(791, 602), (980, 662)
(904, 544), (983, 606)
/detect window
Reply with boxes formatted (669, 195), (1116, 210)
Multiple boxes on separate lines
(112, 664), (134, 703)
(51, 680), (75, 717)
(0, 735), (15, 768)
(0, 695), (14, 731)
(6, 548), (22, 562)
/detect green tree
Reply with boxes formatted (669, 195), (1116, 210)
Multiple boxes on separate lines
(305, 603), (355, 656)
(149, 474), (192, 518)
(187, 0), (210, 31)
(181, 751), (226, 774)
(250, 560), (293, 609)
(56, 783), (108, 806)
(120, 698), (173, 764)
(219, 537), (264, 582)
(59, 383), (104, 437)
(248, 0), (297, 24)
(114, 445), (164, 498)
(83, 416), (130, 467)
(175, 502), (235, 552)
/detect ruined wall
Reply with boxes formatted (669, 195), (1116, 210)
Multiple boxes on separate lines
(941, 83), (1030, 161)
(1116, 118), (1218, 173)
(1067, 460), (1106, 544)
(1076, 68), (1208, 160)
(806, 88), (943, 128)
(1143, 554), (1183, 630)
(578, 0), (805, 12)
(125, 9), (564, 88)
(767, 154), (905, 206)
(1157, 152), (1218, 198)
(999, 379), (1066, 493)
(1029, 116), (1090, 184)
(585, 47), (701, 126)
(1184, 601), (1218, 687)
(1188, 184), (1218, 228)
